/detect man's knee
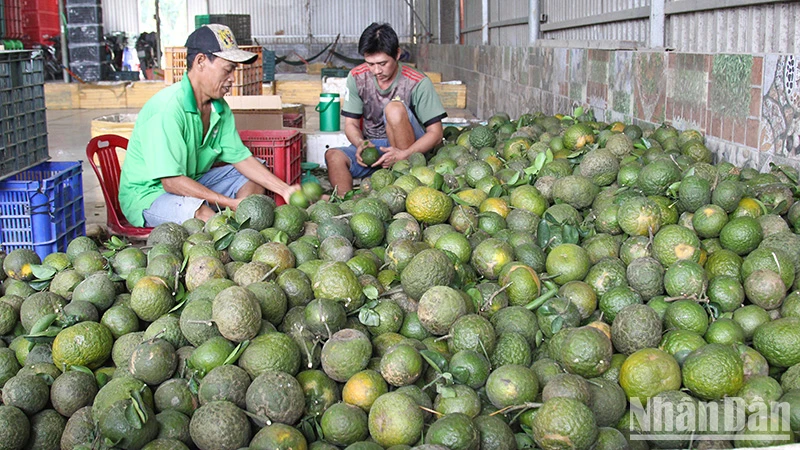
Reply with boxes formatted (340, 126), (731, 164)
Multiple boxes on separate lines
(384, 101), (410, 126)
(237, 180), (265, 197)
(325, 148), (349, 169)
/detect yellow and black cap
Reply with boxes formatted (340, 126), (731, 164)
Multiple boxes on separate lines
(185, 24), (257, 64)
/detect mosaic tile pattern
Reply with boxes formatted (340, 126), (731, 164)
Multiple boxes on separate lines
(760, 55), (800, 159)
(414, 43), (798, 168)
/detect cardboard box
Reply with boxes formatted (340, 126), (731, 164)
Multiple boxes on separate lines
(226, 95), (284, 130)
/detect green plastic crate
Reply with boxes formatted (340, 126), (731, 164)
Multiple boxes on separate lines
(194, 15), (210, 29)
(321, 68), (349, 78)
(263, 49), (275, 82)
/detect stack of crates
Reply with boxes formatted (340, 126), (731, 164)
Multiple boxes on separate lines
(164, 45), (263, 95)
(3, 0), (23, 41)
(0, 161), (85, 259)
(65, 0), (102, 82)
(0, 50), (48, 178)
(1, 0), (5, 40)
(0, 51), (82, 258)
(21, 0), (60, 46)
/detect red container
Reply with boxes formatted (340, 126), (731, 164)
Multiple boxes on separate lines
(4, 0), (23, 39)
(21, 0), (59, 45)
(22, 11), (60, 44)
(238, 130), (303, 206)
(283, 113), (304, 129)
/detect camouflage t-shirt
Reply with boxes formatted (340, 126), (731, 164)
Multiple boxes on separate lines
(341, 62), (447, 140)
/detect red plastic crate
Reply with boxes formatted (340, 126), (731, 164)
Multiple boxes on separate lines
(238, 130), (302, 206)
(22, 10), (60, 45)
(283, 113), (304, 128)
(4, 0), (23, 39)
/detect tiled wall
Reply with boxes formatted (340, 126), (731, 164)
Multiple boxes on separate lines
(413, 44), (800, 170)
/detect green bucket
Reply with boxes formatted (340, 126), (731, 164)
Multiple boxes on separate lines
(316, 93), (341, 132)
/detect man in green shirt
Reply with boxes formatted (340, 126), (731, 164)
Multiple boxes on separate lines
(119, 24), (297, 227)
(325, 23), (447, 194)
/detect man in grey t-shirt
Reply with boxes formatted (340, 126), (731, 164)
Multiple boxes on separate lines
(325, 23), (447, 194)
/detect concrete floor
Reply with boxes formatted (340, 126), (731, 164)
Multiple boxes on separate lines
(46, 107), (140, 233)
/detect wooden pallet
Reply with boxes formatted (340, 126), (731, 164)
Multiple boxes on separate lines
(44, 83), (80, 110)
(77, 82), (128, 109)
(125, 81), (167, 108)
(435, 83), (466, 109)
(274, 79), (322, 106)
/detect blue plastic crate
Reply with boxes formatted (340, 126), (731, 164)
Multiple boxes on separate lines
(0, 161), (86, 260)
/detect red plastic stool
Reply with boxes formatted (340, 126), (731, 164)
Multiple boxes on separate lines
(86, 134), (153, 239)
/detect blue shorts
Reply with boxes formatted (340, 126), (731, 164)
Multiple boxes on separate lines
(332, 101), (426, 179)
(142, 164), (250, 227)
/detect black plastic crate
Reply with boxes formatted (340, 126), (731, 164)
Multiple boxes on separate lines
(68, 43), (102, 62)
(69, 61), (101, 81)
(65, 0), (100, 5)
(19, 84), (44, 102)
(0, 51), (34, 90)
(21, 58), (44, 87)
(66, 24), (102, 44)
(208, 14), (251, 45)
(0, 129), (49, 179)
(66, 5), (101, 24)
(107, 70), (140, 81)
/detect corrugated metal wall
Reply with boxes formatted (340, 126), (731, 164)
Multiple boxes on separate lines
(542, 19), (650, 43)
(186, 0), (208, 32)
(488, 0), (528, 46)
(206, 0), (307, 41)
(201, 0), (412, 43)
(540, 0), (650, 44)
(411, 0), (441, 43)
(666, 1), (800, 54)
(311, 0), (412, 42)
(462, 0), (482, 45)
(101, 0), (800, 53)
(445, 0), (799, 52)
(541, 0), (651, 24)
(103, 0), (140, 35)
(103, 0), (412, 44)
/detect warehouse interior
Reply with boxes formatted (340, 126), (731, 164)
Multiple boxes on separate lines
(1, 1), (800, 449)
(7, 0), (795, 234)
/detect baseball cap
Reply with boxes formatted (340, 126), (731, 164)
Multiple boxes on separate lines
(185, 24), (258, 64)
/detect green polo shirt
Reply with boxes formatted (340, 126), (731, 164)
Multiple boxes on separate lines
(119, 76), (252, 227)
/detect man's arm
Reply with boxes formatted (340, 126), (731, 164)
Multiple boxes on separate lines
(233, 156), (297, 203)
(371, 75), (446, 168)
(404, 121), (443, 156)
(344, 116), (374, 167)
(371, 121), (443, 168)
(160, 175), (240, 209)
